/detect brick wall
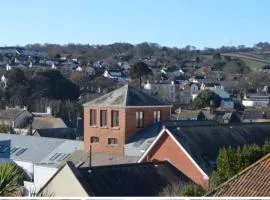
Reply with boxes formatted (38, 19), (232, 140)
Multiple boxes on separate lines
(84, 106), (126, 156)
(125, 107), (171, 141)
(84, 106), (171, 156)
(142, 132), (209, 188)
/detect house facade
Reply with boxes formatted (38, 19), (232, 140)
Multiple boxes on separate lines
(83, 84), (171, 156)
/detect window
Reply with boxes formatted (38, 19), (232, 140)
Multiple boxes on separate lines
(100, 110), (107, 127)
(15, 148), (27, 156)
(154, 111), (161, 123)
(58, 153), (71, 161)
(136, 111), (144, 128)
(10, 147), (19, 154)
(49, 153), (62, 161)
(108, 138), (118, 145)
(90, 136), (99, 143)
(111, 110), (119, 127)
(90, 109), (97, 126)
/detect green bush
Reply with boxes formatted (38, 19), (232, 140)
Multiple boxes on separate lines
(210, 139), (270, 188)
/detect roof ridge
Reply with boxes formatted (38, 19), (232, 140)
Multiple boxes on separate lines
(206, 153), (270, 196)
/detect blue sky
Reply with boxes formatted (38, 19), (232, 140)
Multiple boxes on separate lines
(0, 0), (269, 49)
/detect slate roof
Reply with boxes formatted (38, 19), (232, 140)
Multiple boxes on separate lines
(0, 108), (26, 120)
(0, 134), (83, 164)
(32, 117), (67, 129)
(125, 121), (270, 175)
(34, 128), (76, 139)
(77, 161), (194, 196)
(209, 153), (270, 196)
(83, 84), (170, 107)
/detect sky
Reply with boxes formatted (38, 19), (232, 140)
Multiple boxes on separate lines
(0, 0), (269, 49)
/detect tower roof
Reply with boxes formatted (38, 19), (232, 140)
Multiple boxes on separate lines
(83, 84), (170, 107)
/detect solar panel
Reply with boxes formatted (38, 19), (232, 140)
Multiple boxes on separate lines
(15, 148), (27, 156)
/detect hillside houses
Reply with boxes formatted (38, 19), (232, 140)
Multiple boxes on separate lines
(242, 87), (270, 108)
(0, 84), (269, 197)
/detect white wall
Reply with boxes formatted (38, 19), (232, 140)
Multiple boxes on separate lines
(33, 165), (58, 191)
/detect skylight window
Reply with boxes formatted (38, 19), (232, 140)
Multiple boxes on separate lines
(10, 147), (19, 154)
(49, 153), (62, 161)
(15, 148), (27, 156)
(58, 153), (70, 161)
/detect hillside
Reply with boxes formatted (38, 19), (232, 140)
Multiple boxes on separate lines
(221, 52), (270, 69)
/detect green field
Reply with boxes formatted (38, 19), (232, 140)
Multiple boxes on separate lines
(240, 58), (267, 69)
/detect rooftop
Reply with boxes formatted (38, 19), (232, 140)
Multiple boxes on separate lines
(209, 153), (270, 196)
(67, 150), (138, 168)
(32, 117), (67, 129)
(0, 134), (83, 165)
(77, 161), (194, 196)
(83, 84), (170, 107)
(0, 108), (28, 120)
(34, 128), (76, 140)
(126, 121), (270, 174)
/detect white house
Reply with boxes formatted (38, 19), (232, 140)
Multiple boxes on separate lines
(6, 64), (11, 71)
(144, 81), (177, 102)
(75, 66), (83, 72)
(242, 88), (270, 108)
(103, 70), (126, 82)
(0, 75), (7, 88)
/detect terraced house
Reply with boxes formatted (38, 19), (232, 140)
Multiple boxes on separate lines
(83, 84), (171, 156)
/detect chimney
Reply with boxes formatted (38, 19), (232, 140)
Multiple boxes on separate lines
(23, 106), (28, 110)
(46, 106), (52, 115)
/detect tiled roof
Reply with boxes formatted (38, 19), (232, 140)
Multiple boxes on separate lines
(209, 153), (270, 197)
(83, 84), (170, 107)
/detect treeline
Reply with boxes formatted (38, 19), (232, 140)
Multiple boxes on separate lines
(23, 42), (269, 63)
(1, 68), (81, 126)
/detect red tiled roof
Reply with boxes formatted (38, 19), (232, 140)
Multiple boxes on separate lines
(210, 153), (270, 197)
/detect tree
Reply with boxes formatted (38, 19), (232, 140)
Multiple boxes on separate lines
(160, 182), (206, 196)
(212, 53), (221, 60)
(190, 90), (221, 109)
(130, 61), (152, 88)
(210, 141), (269, 188)
(0, 163), (24, 196)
